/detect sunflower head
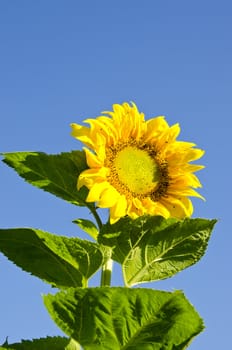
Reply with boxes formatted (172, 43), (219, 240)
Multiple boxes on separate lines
(71, 103), (204, 223)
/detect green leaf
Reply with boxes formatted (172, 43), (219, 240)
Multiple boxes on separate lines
(44, 287), (204, 350)
(1, 151), (90, 207)
(0, 228), (103, 288)
(98, 216), (216, 287)
(1, 336), (74, 350)
(73, 219), (99, 240)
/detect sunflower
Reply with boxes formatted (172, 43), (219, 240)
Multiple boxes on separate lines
(71, 103), (204, 224)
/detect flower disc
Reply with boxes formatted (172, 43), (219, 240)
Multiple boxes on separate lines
(114, 146), (159, 195)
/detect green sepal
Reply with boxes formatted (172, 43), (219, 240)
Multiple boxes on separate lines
(0, 336), (79, 350)
(98, 215), (217, 286)
(44, 287), (204, 350)
(73, 219), (99, 240)
(1, 151), (91, 207)
(0, 228), (104, 288)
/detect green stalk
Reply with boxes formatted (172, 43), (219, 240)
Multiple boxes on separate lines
(87, 204), (113, 286)
(87, 203), (103, 230)
(100, 257), (113, 286)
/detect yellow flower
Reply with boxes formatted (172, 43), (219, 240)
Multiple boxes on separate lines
(71, 103), (204, 224)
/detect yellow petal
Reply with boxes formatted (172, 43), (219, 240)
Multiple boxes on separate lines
(70, 123), (94, 149)
(183, 148), (205, 162)
(84, 148), (103, 168)
(97, 116), (119, 144)
(160, 196), (193, 218)
(183, 164), (205, 172)
(170, 172), (203, 189)
(132, 197), (147, 215)
(144, 116), (168, 142)
(141, 198), (170, 217)
(86, 181), (110, 202)
(153, 201), (171, 218)
(77, 167), (108, 189)
(109, 195), (127, 223)
(155, 123), (180, 150)
(168, 187), (205, 200)
(98, 186), (120, 208)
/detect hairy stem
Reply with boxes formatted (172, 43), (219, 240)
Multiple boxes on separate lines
(87, 204), (103, 230)
(87, 204), (113, 286)
(100, 258), (113, 287)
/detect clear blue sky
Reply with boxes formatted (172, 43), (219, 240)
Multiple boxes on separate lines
(0, 1), (231, 349)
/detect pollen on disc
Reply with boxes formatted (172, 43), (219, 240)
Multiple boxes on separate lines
(114, 146), (159, 195)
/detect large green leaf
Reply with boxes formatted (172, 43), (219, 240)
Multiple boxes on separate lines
(98, 216), (216, 287)
(0, 228), (103, 288)
(44, 287), (204, 350)
(1, 336), (80, 350)
(1, 151), (90, 207)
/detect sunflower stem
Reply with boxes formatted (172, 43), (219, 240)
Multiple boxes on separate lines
(87, 204), (103, 230)
(87, 206), (113, 286)
(100, 258), (113, 287)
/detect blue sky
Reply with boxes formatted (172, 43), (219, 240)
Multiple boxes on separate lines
(0, 1), (231, 349)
